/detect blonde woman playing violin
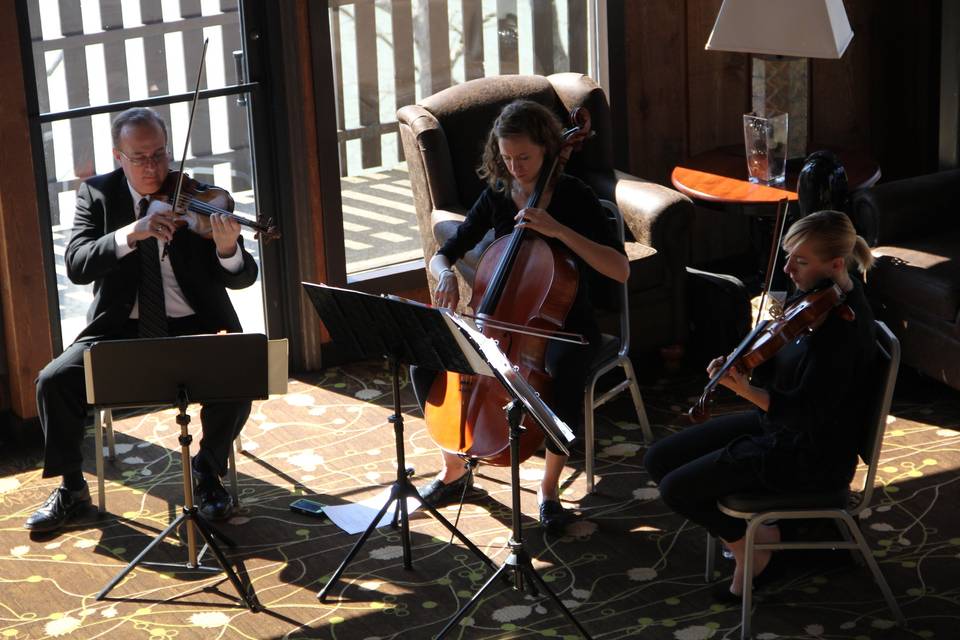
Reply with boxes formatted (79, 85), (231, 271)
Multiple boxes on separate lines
(644, 210), (877, 600)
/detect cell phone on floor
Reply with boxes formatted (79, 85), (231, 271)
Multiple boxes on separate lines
(289, 498), (327, 518)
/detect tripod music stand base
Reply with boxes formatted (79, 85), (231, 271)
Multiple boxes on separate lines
(436, 400), (592, 640)
(96, 507), (260, 611)
(318, 359), (498, 603)
(96, 393), (258, 612)
(435, 543), (592, 640)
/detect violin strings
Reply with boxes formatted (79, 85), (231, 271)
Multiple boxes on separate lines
(173, 194), (267, 229)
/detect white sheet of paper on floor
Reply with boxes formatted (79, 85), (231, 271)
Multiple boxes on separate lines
(323, 487), (422, 535)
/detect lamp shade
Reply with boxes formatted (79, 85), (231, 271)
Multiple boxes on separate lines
(705, 0), (853, 59)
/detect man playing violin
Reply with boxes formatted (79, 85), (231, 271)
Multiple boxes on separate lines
(25, 107), (258, 533)
(410, 100), (629, 533)
(644, 210), (877, 600)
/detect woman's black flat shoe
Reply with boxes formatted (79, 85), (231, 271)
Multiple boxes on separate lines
(418, 473), (474, 508)
(539, 499), (573, 534)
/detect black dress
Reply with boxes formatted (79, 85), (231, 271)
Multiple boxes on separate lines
(412, 174), (624, 453)
(643, 278), (877, 540)
(731, 279), (878, 488)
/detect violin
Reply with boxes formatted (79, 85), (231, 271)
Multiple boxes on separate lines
(423, 108), (594, 466)
(688, 281), (855, 422)
(149, 38), (278, 254)
(147, 170), (279, 241)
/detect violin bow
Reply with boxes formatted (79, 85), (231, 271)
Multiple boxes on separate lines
(756, 197), (790, 325)
(162, 37), (209, 259)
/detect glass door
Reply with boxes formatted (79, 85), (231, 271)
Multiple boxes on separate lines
(327, 0), (599, 281)
(23, 0), (266, 347)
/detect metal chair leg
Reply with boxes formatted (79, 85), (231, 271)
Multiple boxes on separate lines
(840, 512), (906, 626)
(621, 358), (652, 443)
(740, 519), (760, 640)
(705, 533), (717, 583)
(839, 517), (865, 566)
(228, 443), (240, 505)
(94, 410), (107, 514)
(584, 381), (597, 494)
(105, 408), (116, 461)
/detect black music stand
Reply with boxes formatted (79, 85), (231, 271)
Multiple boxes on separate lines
(84, 333), (267, 611)
(303, 283), (500, 602)
(303, 284), (591, 639)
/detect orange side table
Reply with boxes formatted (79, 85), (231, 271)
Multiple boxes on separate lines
(671, 146), (881, 206)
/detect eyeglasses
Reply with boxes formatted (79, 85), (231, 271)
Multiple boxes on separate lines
(118, 149), (171, 167)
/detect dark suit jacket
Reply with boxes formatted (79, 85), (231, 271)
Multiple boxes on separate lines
(64, 168), (259, 341)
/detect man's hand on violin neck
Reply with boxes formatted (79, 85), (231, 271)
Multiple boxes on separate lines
(210, 213), (241, 258)
(130, 210), (177, 246)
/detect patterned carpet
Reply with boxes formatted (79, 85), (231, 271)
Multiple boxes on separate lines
(1, 361), (959, 639)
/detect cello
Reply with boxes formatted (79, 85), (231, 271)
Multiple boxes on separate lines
(423, 108), (594, 466)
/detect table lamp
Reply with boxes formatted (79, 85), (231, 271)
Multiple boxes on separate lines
(705, 0), (854, 160)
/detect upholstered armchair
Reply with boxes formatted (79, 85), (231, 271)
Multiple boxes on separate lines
(850, 169), (960, 391)
(397, 73), (693, 352)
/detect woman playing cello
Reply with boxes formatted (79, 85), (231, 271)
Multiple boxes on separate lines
(410, 99), (629, 532)
(644, 210), (877, 599)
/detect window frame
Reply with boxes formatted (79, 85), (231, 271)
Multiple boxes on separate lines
(314, 0), (609, 297)
(16, 0), (285, 353)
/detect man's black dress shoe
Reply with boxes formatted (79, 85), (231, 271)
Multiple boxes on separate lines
(539, 499), (572, 534)
(418, 473), (473, 508)
(24, 484), (91, 533)
(192, 461), (234, 521)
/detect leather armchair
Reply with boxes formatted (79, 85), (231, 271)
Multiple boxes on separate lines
(850, 169), (960, 390)
(397, 73), (693, 352)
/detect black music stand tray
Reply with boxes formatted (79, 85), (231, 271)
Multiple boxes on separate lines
(303, 283), (591, 639)
(84, 333), (268, 611)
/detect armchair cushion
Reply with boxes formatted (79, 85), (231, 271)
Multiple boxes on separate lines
(851, 169), (960, 245)
(850, 169), (960, 390)
(871, 238), (960, 325)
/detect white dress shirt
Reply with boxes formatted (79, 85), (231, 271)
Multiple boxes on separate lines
(114, 182), (244, 319)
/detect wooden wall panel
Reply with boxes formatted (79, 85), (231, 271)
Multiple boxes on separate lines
(684, 0), (749, 157)
(812, 1), (941, 180)
(0, 2), (54, 420)
(810, 0), (874, 151)
(620, 0), (688, 184)
(617, 0), (941, 186)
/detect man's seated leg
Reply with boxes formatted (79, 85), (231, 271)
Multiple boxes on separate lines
(194, 400), (251, 520)
(25, 342), (94, 533)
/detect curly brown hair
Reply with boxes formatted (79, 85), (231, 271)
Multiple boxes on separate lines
(477, 100), (563, 193)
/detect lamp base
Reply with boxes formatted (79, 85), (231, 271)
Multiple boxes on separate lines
(752, 55), (808, 159)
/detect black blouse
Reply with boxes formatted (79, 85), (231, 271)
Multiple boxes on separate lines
(437, 174), (625, 342)
(727, 278), (879, 491)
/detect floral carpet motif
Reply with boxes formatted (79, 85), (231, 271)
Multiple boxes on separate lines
(1, 362), (958, 639)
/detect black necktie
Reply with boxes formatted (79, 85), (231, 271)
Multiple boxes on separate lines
(137, 198), (168, 338)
